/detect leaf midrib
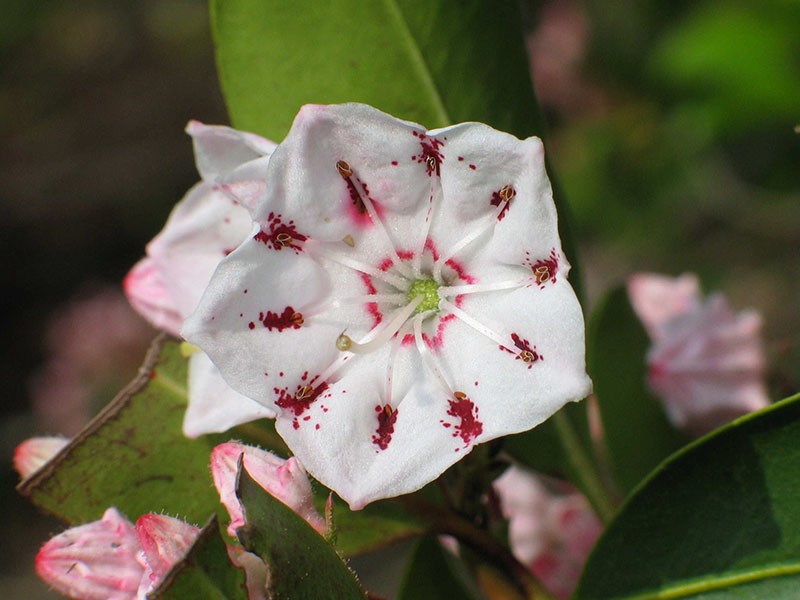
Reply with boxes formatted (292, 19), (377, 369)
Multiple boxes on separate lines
(382, 0), (450, 128)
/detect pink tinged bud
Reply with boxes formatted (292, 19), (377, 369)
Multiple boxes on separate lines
(14, 436), (69, 479)
(35, 507), (144, 600)
(227, 546), (269, 600)
(495, 467), (602, 600)
(211, 442), (326, 537)
(123, 257), (184, 337)
(628, 273), (769, 434)
(135, 514), (200, 587)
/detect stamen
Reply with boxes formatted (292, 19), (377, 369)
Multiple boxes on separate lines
(413, 314), (454, 396)
(439, 298), (509, 348)
(336, 296), (423, 354)
(439, 279), (525, 298)
(412, 196), (436, 278)
(315, 248), (408, 289)
(334, 293), (407, 306)
(336, 161), (414, 279)
(432, 187), (516, 281)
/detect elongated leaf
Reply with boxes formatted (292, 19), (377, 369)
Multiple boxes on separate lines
(588, 286), (688, 493)
(211, 0), (544, 141)
(398, 537), (485, 600)
(151, 514), (249, 600)
(236, 461), (366, 599)
(18, 336), (221, 524)
(576, 393), (800, 599)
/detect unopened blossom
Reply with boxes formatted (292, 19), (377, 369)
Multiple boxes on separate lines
(495, 466), (602, 599)
(125, 122), (276, 437)
(211, 441), (326, 536)
(184, 103), (591, 508)
(13, 436), (69, 479)
(36, 508), (144, 600)
(135, 514), (200, 597)
(628, 273), (769, 433)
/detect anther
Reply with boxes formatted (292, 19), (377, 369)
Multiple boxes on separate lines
(519, 350), (536, 363)
(290, 312), (304, 327)
(342, 234), (355, 248)
(336, 160), (353, 177)
(454, 391), (467, 400)
(296, 385), (314, 400)
(275, 232), (294, 246)
(534, 265), (551, 285)
(425, 155), (437, 171)
(336, 332), (352, 351)
(499, 184), (516, 202)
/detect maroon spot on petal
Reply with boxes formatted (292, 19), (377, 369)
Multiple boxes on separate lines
(440, 392), (483, 449)
(524, 248), (559, 288)
(391, 161), (398, 166)
(490, 184), (516, 221)
(372, 404), (398, 451)
(248, 322), (255, 330)
(508, 333), (542, 369)
(275, 378), (329, 429)
(254, 212), (307, 253)
(469, 164), (477, 170)
(258, 306), (304, 331)
(411, 132), (445, 177)
(458, 156), (464, 161)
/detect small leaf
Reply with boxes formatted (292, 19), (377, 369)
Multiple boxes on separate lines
(150, 514), (249, 600)
(235, 459), (366, 599)
(397, 537), (486, 600)
(18, 336), (221, 524)
(587, 286), (688, 493)
(575, 393), (800, 599)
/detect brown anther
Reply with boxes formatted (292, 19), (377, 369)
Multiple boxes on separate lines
(342, 234), (355, 248)
(336, 160), (353, 177)
(290, 312), (304, 326)
(275, 232), (294, 246)
(296, 385), (314, 400)
(382, 404), (394, 418)
(425, 155), (438, 170)
(519, 350), (536, 363)
(454, 391), (468, 400)
(499, 185), (516, 202)
(534, 265), (551, 285)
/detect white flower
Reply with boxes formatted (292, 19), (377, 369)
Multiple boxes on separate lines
(628, 273), (769, 433)
(184, 103), (591, 508)
(124, 122), (276, 437)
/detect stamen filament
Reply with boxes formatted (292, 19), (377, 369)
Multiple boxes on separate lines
(440, 298), (509, 349)
(335, 293), (408, 306)
(318, 250), (408, 289)
(413, 314), (454, 396)
(337, 296), (423, 354)
(439, 279), (525, 297)
(412, 189), (438, 278)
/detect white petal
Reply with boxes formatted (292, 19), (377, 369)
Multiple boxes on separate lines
(436, 282), (591, 438)
(183, 352), (275, 438)
(186, 120), (276, 182)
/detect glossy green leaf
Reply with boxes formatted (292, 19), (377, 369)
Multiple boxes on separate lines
(587, 286), (688, 493)
(576, 393), (800, 599)
(151, 515), (249, 600)
(211, 0), (544, 141)
(236, 461), (366, 599)
(18, 336), (221, 525)
(398, 536), (485, 600)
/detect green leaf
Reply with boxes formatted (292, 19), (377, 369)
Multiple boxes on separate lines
(211, 0), (544, 141)
(151, 514), (249, 600)
(397, 537), (486, 600)
(575, 393), (800, 599)
(236, 460), (366, 599)
(324, 497), (425, 557)
(587, 286), (688, 493)
(18, 336), (221, 525)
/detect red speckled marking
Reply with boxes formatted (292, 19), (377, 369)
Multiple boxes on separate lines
(469, 164), (477, 170)
(501, 333), (542, 368)
(372, 404), (398, 451)
(336, 160), (381, 227)
(358, 272), (383, 328)
(254, 212), (307, 252)
(255, 306), (304, 331)
(275, 376), (329, 429)
(525, 249), (559, 288)
(490, 185), (516, 221)
(411, 131), (444, 177)
(440, 392), (483, 449)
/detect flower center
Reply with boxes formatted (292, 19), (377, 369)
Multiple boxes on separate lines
(407, 278), (440, 314)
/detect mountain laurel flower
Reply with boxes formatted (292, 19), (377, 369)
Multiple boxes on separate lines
(35, 508), (144, 600)
(495, 466), (602, 600)
(124, 122), (276, 437)
(628, 273), (770, 434)
(211, 441), (326, 537)
(13, 435), (69, 479)
(184, 103), (592, 508)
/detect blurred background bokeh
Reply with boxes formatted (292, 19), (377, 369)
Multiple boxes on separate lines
(2, 0), (798, 596)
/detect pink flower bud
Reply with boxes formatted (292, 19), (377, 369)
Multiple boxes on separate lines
(135, 514), (200, 591)
(13, 436), (69, 479)
(495, 467), (602, 600)
(227, 546), (269, 600)
(211, 442), (326, 537)
(35, 507), (144, 600)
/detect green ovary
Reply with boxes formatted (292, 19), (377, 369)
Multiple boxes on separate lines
(407, 279), (440, 314)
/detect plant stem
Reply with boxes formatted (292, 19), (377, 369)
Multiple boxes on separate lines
(552, 411), (617, 523)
